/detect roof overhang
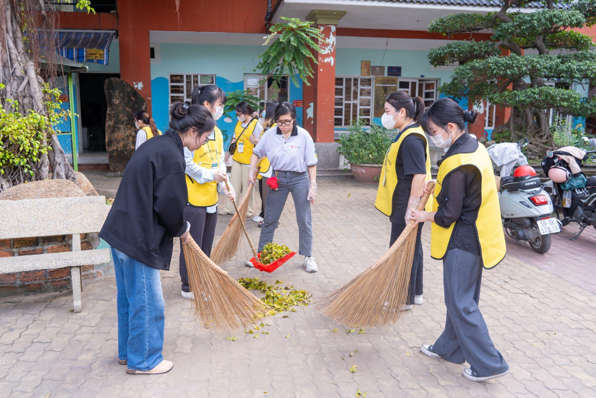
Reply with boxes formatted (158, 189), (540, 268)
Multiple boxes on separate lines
(273, 0), (535, 31)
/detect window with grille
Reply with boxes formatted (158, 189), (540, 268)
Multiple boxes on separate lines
(335, 77), (373, 127)
(169, 74), (216, 104)
(485, 101), (496, 129)
(244, 75), (289, 109)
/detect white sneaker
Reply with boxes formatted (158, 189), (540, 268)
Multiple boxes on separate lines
(181, 290), (194, 300)
(401, 304), (413, 311)
(252, 215), (264, 223)
(415, 295), (423, 305)
(246, 260), (254, 268)
(303, 256), (318, 273)
(463, 368), (509, 382)
(420, 344), (440, 358)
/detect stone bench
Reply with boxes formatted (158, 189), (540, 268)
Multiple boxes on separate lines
(0, 196), (111, 312)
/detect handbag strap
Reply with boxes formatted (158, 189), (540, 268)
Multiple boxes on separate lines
(235, 118), (257, 143)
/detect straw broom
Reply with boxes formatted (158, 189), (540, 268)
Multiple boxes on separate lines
(211, 182), (255, 264)
(182, 235), (268, 330)
(319, 182), (435, 328)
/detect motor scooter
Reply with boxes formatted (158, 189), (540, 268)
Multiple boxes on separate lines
(489, 139), (560, 254)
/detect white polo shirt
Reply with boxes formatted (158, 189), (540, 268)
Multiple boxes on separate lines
(253, 125), (317, 173)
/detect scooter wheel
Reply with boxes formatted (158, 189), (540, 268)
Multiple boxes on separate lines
(529, 220), (552, 254)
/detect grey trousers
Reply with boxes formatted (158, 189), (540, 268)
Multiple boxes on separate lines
(432, 248), (509, 377)
(179, 206), (217, 293)
(258, 171), (312, 256)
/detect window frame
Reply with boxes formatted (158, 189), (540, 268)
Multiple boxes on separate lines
(169, 73), (217, 105)
(244, 74), (290, 109)
(334, 75), (374, 127)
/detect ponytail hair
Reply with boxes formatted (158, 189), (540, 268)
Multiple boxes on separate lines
(191, 84), (227, 107)
(169, 101), (215, 135)
(385, 91), (425, 122)
(420, 98), (478, 133)
(134, 110), (160, 136)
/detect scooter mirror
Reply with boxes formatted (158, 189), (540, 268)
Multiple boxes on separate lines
(518, 137), (529, 148)
(546, 150), (554, 157)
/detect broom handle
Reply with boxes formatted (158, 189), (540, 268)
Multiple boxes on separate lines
(183, 235), (229, 276)
(225, 180), (259, 258)
(371, 181), (436, 269)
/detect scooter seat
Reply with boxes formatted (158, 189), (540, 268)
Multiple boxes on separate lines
(501, 176), (542, 191)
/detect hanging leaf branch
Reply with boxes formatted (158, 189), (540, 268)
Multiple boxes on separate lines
(223, 17), (324, 116)
(257, 17), (324, 88)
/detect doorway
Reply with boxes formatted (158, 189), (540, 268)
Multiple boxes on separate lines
(78, 73), (119, 153)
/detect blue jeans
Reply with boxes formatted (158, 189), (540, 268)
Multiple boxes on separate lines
(112, 248), (165, 371)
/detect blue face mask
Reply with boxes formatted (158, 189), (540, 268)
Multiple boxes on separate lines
(262, 111), (266, 118)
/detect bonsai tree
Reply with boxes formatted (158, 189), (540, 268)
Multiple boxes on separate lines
(428, 0), (596, 148)
(0, 0), (93, 192)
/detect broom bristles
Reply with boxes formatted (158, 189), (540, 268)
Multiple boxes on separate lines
(319, 182), (435, 328)
(183, 235), (268, 330)
(211, 184), (254, 264)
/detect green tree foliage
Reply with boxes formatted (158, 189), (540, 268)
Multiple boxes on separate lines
(428, 0), (596, 146)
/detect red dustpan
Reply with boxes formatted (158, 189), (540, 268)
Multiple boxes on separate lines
(249, 251), (296, 273)
(225, 181), (293, 273)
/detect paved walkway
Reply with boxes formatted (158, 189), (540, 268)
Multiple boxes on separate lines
(2, 179), (596, 398)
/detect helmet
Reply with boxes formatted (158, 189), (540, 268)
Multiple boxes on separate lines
(548, 166), (571, 183)
(513, 165), (537, 179)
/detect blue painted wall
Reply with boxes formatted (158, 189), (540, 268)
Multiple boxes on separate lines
(150, 43), (305, 149)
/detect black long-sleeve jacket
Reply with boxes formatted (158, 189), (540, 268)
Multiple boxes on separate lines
(100, 130), (188, 270)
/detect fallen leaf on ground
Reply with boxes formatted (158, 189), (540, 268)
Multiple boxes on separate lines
(350, 365), (357, 373)
(346, 329), (356, 334)
(358, 328), (365, 335)
(286, 334), (290, 338)
(225, 336), (237, 341)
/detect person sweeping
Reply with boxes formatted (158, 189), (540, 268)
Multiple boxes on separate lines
(178, 84), (235, 300)
(248, 102), (318, 273)
(410, 98), (509, 382)
(253, 101), (278, 227)
(99, 102), (215, 375)
(376, 91), (430, 311)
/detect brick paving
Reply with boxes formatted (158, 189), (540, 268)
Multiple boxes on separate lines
(2, 179), (596, 397)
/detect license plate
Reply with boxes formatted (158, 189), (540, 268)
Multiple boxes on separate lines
(537, 218), (561, 235)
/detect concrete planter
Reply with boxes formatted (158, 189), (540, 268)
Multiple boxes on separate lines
(351, 164), (383, 185)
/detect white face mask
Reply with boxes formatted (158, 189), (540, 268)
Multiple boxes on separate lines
(381, 112), (401, 130)
(237, 115), (246, 123)
(213, 106), (224, 121)
(134, 121), (139, 129)
(430, 127), (453, 149)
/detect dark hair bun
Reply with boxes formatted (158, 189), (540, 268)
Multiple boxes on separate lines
(463, 110), (478, 124)
(171, 101), (190, 120)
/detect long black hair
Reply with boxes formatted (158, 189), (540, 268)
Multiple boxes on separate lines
(263, 101), (279, 128)
(134, 110), (160, 136)
(420, 98), (477, 133)
(169, 101), (215, 135)
(385, 91), (425, 122)
(191, 85), (227, 107)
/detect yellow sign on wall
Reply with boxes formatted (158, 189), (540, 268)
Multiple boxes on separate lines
(86, 49), (104, 61)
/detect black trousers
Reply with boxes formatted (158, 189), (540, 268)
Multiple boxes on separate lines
(390, 222), (424, 305)
(179, 205), (217, 292)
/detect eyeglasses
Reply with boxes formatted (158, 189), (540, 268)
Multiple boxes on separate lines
(277, 120), (293, 126)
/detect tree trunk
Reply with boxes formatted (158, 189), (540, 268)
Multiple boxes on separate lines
(0, 0), (75, 192)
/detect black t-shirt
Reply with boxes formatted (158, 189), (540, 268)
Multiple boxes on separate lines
(390, 127), (427, 224)
(434, 133), (482, 256)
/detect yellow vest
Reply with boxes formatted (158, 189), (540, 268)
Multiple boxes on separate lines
(232, 119), (258, 165)
(431, 143), (506, 269)
(185, 127), (223, 207)
(257, 123), (276, 180)
(142, 126), (162, 139)
(375, 126), (432, 216)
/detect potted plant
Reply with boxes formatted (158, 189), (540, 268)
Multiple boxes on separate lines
(338, 120), (393, 184)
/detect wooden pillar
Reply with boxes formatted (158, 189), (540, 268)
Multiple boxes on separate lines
(306, 11), (346, 142)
